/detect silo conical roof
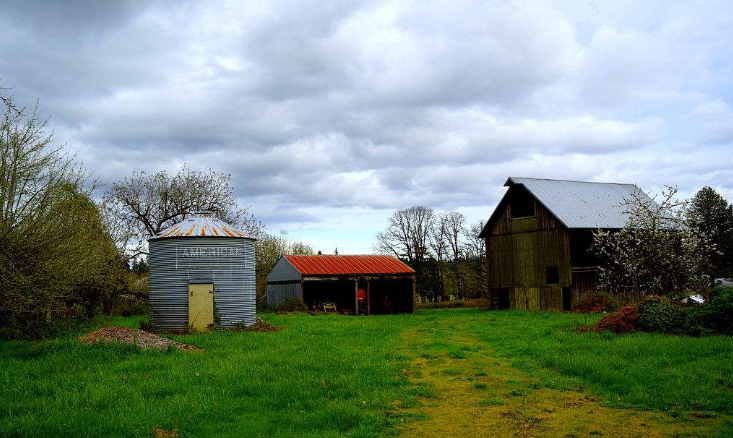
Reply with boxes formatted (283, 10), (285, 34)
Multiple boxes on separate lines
(148, 211), (252, 240)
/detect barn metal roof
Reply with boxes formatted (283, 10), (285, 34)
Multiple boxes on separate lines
(283, 255), (415, 276)
(149, 211), (252, 240)
(505, 177), (653, 229)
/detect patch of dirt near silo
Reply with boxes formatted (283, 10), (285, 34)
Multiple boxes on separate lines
(79, 326), (201, 351)
(231, 317), (282, 332)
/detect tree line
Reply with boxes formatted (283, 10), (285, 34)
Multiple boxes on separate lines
(374, 206), (487, 300)
(375, 186), (733, 304)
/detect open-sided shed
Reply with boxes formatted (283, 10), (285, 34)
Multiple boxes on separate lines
(266, 255), (415, 314)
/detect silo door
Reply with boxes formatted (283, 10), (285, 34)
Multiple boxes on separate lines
(188, 283), (214, 332)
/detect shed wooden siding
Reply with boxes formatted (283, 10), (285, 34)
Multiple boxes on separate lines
(267, 282), (302, 306)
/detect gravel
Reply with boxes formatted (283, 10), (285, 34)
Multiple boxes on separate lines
(79, 326), (201, 351)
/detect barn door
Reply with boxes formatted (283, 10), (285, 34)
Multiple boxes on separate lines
(562, 287), (572, 311)
(189, 283), (214, 332)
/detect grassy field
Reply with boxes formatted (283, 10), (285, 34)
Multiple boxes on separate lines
(1, 309), (731, 437)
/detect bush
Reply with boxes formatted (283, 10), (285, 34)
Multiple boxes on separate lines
(595, 305), (639, 334)
(138, 320), (156, 332)
(574, 292), (620, 313)
(417, 300), (464, 310)
(464, 298), (489, 309)
(686, 286), (733, 336)
(416, 299), (488, 310)
(637, 296), (675, 333)
(274, 298), (308, 313)
(118, 303), (147, 317)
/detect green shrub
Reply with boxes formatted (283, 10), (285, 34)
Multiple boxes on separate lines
(138, 320), (156, 332)
(686, 287), (733, 336)
(637, 296), (675, 333)
(274, 298), (308, 313)
(118, 303), (147, 317)
(417, 300), (465, 310)
(574, 292), (620, 313)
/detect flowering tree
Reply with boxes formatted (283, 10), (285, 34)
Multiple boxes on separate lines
(591, 186), (712, 296)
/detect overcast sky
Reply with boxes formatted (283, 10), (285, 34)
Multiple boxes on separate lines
(1, 0), (732, 253)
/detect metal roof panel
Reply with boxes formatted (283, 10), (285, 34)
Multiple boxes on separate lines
(505, 177), (654, 229)
(283, 255), (415, 276)
(149, 211), (253, 240)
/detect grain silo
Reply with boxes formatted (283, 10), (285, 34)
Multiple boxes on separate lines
(148, 211), (256, 331)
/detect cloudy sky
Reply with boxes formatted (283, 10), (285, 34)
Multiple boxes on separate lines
(1, 0), (732, 253)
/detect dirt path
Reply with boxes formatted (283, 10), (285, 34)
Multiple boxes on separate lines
(395, 320), (723, 438)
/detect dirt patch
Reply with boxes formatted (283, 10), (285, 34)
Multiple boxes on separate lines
(231, 318), (282, 332)
(152, 425), (180, 438)
(79, 326), (201, 351)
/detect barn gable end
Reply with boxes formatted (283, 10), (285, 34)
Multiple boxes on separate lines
(480, 177), (654, 311)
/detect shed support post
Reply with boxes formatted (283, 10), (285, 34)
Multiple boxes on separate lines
(354, 280), (359, 315)
(412, 274), (416, 313)
(366, 281), (371, 316)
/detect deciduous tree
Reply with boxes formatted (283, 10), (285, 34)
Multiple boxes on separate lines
(103, 167), (264, 257)
(0, 93), (122, 336)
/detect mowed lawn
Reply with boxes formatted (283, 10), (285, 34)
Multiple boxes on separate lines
(1, 309), (732, 437)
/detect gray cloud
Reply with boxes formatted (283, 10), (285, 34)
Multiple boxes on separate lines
(1, 0), (732, 251)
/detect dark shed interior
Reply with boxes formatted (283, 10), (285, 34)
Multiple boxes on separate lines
(301, 277), (413, 315)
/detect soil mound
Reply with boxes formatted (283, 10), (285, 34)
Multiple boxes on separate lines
(79, 326), (201, 351)
(233, 317), (282, 332)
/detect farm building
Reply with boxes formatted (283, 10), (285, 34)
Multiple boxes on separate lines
(148, 211), (256, 331)
(478, 177), (653, 311)
(266, 255), (415, 314)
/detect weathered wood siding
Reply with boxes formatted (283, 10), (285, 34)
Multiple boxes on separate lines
(486, 189), (571, 310)
(509, 286), (563, 310)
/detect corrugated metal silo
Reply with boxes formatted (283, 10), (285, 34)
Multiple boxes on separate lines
(148, 211), (256, 331)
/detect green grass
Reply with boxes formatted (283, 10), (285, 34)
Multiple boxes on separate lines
(0, 314), (415, 438)
(462, 309), (733, 414)
(1, 309), (732, 437)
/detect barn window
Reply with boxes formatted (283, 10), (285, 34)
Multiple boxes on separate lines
(546, 266), (560, 284)
(509, 188), (535, 218)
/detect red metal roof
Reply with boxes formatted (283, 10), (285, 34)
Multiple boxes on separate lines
(283, 255), (415, 276)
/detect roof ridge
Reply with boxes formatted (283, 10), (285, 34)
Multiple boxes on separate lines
(509, 176), (638, 187)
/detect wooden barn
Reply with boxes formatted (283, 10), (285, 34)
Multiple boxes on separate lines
(478, 177), (653, 311)
(266, 255), (415, 314)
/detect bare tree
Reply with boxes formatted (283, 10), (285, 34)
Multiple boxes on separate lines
(430, 213), (449, 297)
(443, 212), (466, 263)
(375, 206), (436, 297)
(463, 220), (487, 261)
(103, 166), (264, 257)
(463, 220), (488, 299)
(375, 206), (435, 263)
